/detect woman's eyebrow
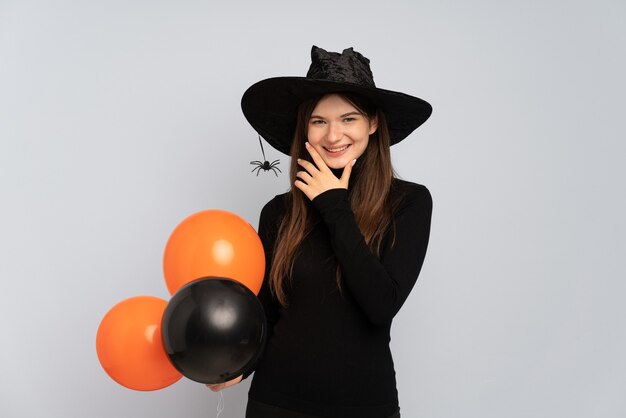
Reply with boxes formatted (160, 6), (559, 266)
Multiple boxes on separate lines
(310, 111), (362, 119)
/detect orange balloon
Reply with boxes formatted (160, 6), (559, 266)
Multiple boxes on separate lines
(163, 210), (265, 295)
(96, 296), (182, 391)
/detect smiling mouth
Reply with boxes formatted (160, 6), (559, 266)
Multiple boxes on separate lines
(323, 144), (351, 153)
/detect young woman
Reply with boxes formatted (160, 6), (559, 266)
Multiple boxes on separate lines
(209, 46), (433, 418)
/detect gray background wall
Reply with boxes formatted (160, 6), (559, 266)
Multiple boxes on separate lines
(1, 0), (625, 417)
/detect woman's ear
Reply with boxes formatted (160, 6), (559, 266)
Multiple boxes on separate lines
(368, 115), (379, 135)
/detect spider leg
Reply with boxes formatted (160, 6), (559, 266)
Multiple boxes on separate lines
(270, 159), (280, 166)
(268, 161), (282, 171)
(251, 166), (260, 173)
(272, 165), (282, 173)
(270, 167), (279, 177)
(250, 161), (263, 165)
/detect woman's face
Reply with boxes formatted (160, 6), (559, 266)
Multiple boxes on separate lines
(307, 94), (378, 170)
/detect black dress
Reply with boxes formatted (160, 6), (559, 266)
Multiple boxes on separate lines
(245, 179), (432, 418)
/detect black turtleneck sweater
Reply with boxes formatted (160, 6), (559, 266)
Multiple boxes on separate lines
(246, 178), (432, 418)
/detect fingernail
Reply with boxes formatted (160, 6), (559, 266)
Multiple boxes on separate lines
(352, 159), (357, 166)
(305, 142), (310, 147)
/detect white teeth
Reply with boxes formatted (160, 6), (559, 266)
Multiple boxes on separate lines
(326, 145), (349, 153)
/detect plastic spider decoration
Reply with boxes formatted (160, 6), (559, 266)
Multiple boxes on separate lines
(250, 134), (281, 176)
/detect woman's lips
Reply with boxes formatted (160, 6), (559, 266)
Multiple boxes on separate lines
(323, 144), (351, 156)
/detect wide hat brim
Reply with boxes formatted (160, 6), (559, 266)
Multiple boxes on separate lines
(241, 77), (432, 156)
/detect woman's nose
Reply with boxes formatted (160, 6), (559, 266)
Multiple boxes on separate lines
(327, 123), (343, 142)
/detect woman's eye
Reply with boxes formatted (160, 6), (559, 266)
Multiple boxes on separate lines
(343, 117), (355, 122)
(311, 120), (325, 125)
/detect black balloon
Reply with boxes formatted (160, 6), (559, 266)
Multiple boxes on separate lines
(161, 277), (267, 384)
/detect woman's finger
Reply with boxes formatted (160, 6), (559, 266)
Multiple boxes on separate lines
(297, 158), (319, 176)
(304, 142), (331, 173)
(205, 375), (243, 392)
(340, 159), (356, 188)
(294, 179), (314, 199)
(206, 383), (225, 392)
(296, 170), (313, 184)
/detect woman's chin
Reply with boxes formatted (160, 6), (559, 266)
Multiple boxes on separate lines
(320, 152), (356, 169)
(324, 159), (349, 170)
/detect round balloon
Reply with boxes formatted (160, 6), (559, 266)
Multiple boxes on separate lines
(163, 210), (265, 295)
(161, 277), (267, 384)
(96, 296), (182, 391)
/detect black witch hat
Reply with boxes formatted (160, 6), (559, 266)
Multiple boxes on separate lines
(241, 45), (432, 156)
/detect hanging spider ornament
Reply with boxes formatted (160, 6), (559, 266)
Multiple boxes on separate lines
(250, 134), (281, 176)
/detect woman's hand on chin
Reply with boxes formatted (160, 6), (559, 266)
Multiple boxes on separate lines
(294, 142), (355, 201)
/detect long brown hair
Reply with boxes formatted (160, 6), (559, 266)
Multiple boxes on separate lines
(270, 92), (396, 306)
